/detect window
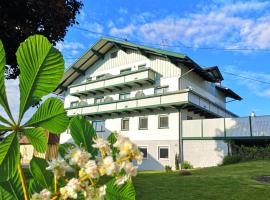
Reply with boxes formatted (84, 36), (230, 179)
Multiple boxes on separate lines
(120, 68), (131, 74)
(121, 118), (129, 131)
(158, 146), (169, 159)
(87, 77), (93, 82)
(70, 101), (79, 108)
(96, 74), (106, 80)
(154, 86), (169, 95)
(110, 51), (118, 58)
(119, 93), (130, 100)
(158, 115), (169, 129)
(94, 97), (104, 104)
(139, 117), (148, 130)
(138, 147), (148, 159)
(92, 120), (105, 132)
(138, 64), (146, 70)
(187, 116), (193, 120)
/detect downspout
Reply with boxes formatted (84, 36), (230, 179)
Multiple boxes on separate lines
(178, 108), (183, 166)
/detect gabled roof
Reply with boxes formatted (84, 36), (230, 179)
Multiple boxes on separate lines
(55, 37), (222, 94)
(216, 85), (242, 100)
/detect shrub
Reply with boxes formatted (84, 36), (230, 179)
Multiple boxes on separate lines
(175, 154), (180, 170)
(181, 161), (193, 169)
(165, 165), (172, 172)
(222, 155), (242, 165)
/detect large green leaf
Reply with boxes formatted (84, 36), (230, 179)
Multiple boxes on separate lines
(30, 157), (53, 189)
(0, 115), (12, 126)
(0, 186), (14, 200)
(0, 124), (12, 132)
(107, 132), (118, 160)
(23, 128), (48, 153)
(0, 40), (14, 123)
(69, 116), (97, 156)
(105, 180), (136, 200)
(24, 97), (69, 134)
(28, 179), (43, 196)
(16, 35), (64, 123)
(0, 133), (20, 181)
(0, 170), (24, 200)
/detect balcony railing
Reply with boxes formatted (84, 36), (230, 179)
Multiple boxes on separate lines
(66, 89), (236, 118)
(69, 68), (156, 96)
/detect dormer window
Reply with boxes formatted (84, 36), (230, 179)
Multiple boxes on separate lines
(154, 86), (169, 95)
(96, 74), (106, 80)
(94, 96), (104, 104)
(110, 51), (118, 58)
(70, 101), (79, 108)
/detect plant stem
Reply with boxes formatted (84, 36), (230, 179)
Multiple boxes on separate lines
(54, 176), (58, 193)
(18, 162), (29, 200)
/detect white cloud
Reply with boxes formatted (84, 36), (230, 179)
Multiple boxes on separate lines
(109, 1), (270, 49)
(55, 41), (85, 52)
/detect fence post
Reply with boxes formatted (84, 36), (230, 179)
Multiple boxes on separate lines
(249, 116), (253, 137)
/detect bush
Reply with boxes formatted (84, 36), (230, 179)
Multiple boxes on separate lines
(181, 161), (193, 169)
(165, 165), (172, 172)
(222, 155), (242, 165)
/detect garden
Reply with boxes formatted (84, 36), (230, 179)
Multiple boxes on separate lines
(1, 35), (270, 200)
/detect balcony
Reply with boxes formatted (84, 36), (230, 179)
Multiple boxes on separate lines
(66, 90), (237, 118)
(69, 68), (156, 97)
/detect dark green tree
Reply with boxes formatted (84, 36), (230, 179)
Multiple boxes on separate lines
(0, 0), (83, 79)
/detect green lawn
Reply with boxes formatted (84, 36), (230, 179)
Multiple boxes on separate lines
(134, 160), (270, 200)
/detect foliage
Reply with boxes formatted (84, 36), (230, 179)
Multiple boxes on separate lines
(0, 34), (68, 199)
(32, 130), (142, 199)
(0, 34), (140, 200)
(222, 155), (242, 165)
(164, 165), (172, 173)
(175, 154), (180, 170)
(222, 144), (270, 165)
(181, 161), (193, 169)
(0, 0), (83, 79)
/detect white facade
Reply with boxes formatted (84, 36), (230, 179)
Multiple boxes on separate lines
(58, 38), (241, 169)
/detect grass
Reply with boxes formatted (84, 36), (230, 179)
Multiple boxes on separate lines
(134, 160), (270, 200)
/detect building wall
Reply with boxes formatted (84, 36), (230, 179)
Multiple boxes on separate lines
(183, 140), (228, 168)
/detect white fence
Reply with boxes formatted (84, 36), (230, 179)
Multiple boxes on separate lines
(182, 115), (270, 138)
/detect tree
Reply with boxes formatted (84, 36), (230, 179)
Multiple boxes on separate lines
(0, 0), (83, 79)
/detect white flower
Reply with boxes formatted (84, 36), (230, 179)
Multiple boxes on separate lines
(99, 185), (107, 198)
(103, 156), (118, 175)
(134, 149), (144, 165)
(114, 135), (133, 157)
(115, 175), (129, 186)
(46, 159), (69, 178)
(124, 163), (137, 177)
(84, 160), (99, 179)
(31, 189), (51, 200)
(66, 148), (91, 167)
(93, 137), (111, 155)
(60, 186), (77, 199)
(67, 178), (81, 191)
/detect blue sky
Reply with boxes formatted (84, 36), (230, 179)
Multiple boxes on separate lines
(5, 0), (270, 119)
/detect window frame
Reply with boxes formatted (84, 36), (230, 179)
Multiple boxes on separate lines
(94, 96), (104, 104)
(154, 86), (169, 95)
(158, 146), (169, 160)
(138, 116), (148, 130)
(119, 92), (131, 100)
(92, 120), (105, 132)
(138, 146), (148, 159)
(70, 101), (79, 108)
(138, 64), (146, 70)
(158, 115), (169, 129)
(121, 118), (130, 131)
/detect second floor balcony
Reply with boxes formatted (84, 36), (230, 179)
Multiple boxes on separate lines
(69, 68), (156, 97)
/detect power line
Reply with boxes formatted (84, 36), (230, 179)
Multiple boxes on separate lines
(221, 71), (270, 85)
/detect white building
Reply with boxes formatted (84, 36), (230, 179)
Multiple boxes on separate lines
(55, 37), (242, 170)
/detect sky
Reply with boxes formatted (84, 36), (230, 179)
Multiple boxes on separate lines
(4, 0), (270, 121)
